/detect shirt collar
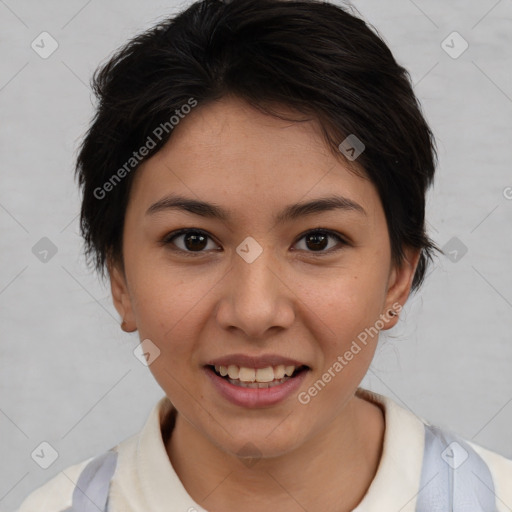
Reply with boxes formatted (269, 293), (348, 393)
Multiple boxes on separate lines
(134, 387), (425, 511)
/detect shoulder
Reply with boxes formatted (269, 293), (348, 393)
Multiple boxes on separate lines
(467, 439), (512, 507)
(16, 456), (94, 512)
(15, 397), (167, 511)
(422, 423), (512, 511)
(356, 388), (512, 510)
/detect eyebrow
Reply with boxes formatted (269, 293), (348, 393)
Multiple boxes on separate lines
(146, 193), (366, 223)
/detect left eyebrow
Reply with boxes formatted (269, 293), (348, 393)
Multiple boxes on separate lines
(145, 193), (367, 222)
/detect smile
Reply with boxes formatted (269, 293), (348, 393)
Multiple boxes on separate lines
(204, 363), (310, 408)
(210, 364), (309, 388)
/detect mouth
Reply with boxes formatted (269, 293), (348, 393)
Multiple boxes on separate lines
(203, 354), (311, 407)
(205, 364), (310, 389)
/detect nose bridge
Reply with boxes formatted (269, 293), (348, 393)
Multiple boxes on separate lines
(235, 234), (281, 305)
(239, 239), (277, 288)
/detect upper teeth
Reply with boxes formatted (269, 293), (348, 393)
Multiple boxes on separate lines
(214, 364), (297, 382)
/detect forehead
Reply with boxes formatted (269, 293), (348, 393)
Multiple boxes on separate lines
(128, 96), (382, 222)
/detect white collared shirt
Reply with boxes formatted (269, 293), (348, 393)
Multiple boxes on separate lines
(17, 388), (512, 511)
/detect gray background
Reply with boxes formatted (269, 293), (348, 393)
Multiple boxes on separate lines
(1, 0), (511, 510)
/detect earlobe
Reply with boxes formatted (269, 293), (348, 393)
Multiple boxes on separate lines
(108, 259), (137, 333)
(381, 247), (422, 330)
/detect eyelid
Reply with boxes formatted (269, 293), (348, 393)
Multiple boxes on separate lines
(293, 228), (350, 246)
(160, 228), (220, 256)
(291, 229), (349, 256)
(161, 227), (349, 255)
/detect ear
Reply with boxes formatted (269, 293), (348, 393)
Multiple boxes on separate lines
(108, 258), (137, 333)
(380, 246), (421, 330)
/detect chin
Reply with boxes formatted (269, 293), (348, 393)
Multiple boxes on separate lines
(209, 420), (306, 462)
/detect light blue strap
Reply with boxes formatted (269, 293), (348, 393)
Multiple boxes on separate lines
(416, 424), (497, 511)
(63, 449), (118, 512)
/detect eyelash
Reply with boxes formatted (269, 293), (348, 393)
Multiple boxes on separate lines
(161, 228), (349, 257)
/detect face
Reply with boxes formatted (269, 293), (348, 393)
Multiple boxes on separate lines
(110, 95), (419, 459)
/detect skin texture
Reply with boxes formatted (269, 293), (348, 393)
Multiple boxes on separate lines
(109, 95), (421, 511)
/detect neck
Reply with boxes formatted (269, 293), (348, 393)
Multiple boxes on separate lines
(165, 392), (384, 512)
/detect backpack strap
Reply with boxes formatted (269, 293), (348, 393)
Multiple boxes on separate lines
(63, 449), (118, 512)
(415, 424), (497, 511)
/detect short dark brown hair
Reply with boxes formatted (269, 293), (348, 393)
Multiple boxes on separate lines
(75, 0), (440, 291)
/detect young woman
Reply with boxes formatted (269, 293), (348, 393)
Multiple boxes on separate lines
(17, 0), (512, 510)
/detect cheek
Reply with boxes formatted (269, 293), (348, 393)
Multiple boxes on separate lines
(122, 220), (206, 328)
(299, 262), (389, 358)
(127, 270), (207, 398)
(126, 263), (220, 356)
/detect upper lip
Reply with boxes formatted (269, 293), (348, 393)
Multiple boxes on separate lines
(205, 354), (309, 369)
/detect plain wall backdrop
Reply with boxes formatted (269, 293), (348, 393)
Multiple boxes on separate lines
(1, 0), (511, 510)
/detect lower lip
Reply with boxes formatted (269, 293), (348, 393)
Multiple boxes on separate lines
(204, 366), (309, 408)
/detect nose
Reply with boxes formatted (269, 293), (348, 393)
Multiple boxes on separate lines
(215, 240), (296, 339)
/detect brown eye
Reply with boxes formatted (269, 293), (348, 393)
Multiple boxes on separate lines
(163, 229), (219, 254)
(162, 228), (347, 257)
(294, 229), (347, 254)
